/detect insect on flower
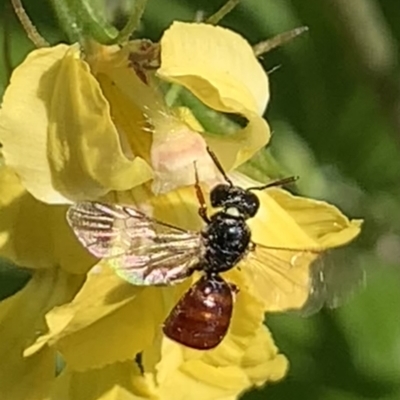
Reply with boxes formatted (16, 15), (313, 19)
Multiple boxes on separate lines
(66, 149), (351, 350)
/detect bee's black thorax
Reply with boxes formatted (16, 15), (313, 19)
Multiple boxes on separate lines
(202, 211), (251, 274)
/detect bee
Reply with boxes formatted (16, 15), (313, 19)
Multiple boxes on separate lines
(66, 149), (355, 350)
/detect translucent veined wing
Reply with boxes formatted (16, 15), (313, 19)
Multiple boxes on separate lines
(242, 244), (364, 315)
(301, 247), (365, 313)
(67, 202), (204, 286)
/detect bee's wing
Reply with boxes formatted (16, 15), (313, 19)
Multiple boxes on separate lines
(243, 244), (364, 315)
(67, 202), (204, 286)
(301, 247), (365, 314)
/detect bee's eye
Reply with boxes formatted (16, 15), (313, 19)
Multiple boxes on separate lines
(242, 192), (259, 218)
(210, 184), (231, 208)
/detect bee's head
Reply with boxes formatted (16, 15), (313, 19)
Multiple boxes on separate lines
(210, 184), (260, 219)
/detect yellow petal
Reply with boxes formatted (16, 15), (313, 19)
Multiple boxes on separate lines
(0, 45), (71, 203)
(29, 265), (176, 371)
(89, 41), (165, 121)
(114, 183), (203, 232)
(0, 44), (152, 204)
(157, 22), (271, 170)
(150, 122), (221, 194)
(156, 340), (251, 400)
(241, 326), (289, 386)
(0, 269), (84, 400)
(158, 22), (269, 116)
(94, 71), (153, 162)
(91, 45), (221, 194)
(0, 165), (95, 272)
(204, 110), (270, 171)
(266, 188), (363, 248)
(48, 363), (155, 400)
(91, 42), (165, 162)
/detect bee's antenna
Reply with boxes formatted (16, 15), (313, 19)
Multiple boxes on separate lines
(206, 147), (233, 186)
(248, 176), (299, 191)
(193, 161), (211, 223)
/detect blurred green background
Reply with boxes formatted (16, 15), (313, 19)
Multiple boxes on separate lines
(1, 1), (399, 399)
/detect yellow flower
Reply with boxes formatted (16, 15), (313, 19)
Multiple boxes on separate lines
(0, 21), (270, 203)
(0, 20), (362, 400)
(0, 163), (89, 400)
(0, 255), (85, 400)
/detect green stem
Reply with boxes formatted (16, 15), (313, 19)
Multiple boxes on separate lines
(50, 0), (118, 44)
(74, 0), (119, 44)
(177, 86), (242, 136)
(115, 0), (148, 44)
(238, 149), (288, 182)
(50, 0), (147, 45)
(164, 84), (184, 108)
(49, 0), (83, 43)
(206, 0), (240, 25)
(2, 2), (13, 84)
(11, 0), (49, 47)
(253, 26), (309, 56)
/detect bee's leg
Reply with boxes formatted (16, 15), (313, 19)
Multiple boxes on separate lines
(228, 282), (239, 294)
(188, 261), (206, 273)
(194, 162), (210, 223)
